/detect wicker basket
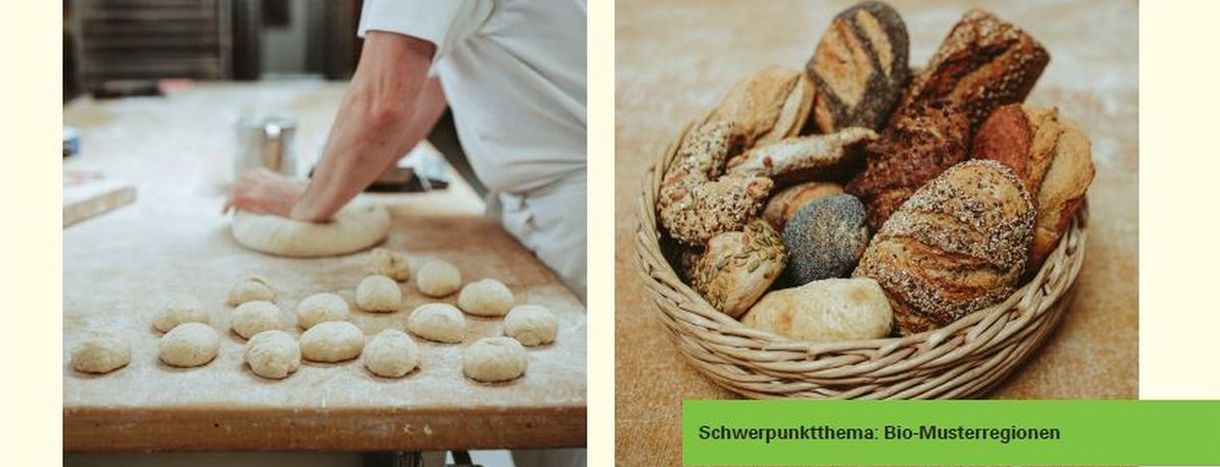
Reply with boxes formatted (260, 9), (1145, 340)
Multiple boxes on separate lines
(633, 121), (1088, 399)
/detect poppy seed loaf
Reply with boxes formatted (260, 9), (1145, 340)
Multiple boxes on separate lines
(781, 194), (869, 285)
(853, 160), (1034, 334)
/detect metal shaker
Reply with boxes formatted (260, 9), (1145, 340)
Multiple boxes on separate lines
(234, 116), (298, 179)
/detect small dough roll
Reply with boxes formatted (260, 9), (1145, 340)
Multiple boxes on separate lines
(457, 279), (514, 317)
(405, 303), (466, 343)
(243, 330), (300, 379)
(232, 300), (286, 339)
(463, 337), (527, 382)
(71, 334), (130, 374)
(159, 322), (220, 367)
(154, 294), (209, 332)
(228, 275), (276, 306)
(356, 275), (402, 312)
(363, 329), (420, 378)
(296, 293), (350, 329)
(416, 259), (462, 297)
(370, 248), (411, 281)
(300, 321), (364, 362)
(504, 305), (558, 346)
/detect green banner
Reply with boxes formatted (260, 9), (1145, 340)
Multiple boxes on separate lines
(682, 400), (1220, 465)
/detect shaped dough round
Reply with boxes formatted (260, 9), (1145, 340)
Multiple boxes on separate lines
(457, 279), (514, 317)
(159, 322), (220, 367)
(405, 303), (466, 343)
(228, 275), (276, 306)
(462, 337), (527, 382)
(296, 293), (350, 329)
(231, 197), (390, 257)
(154, 294), (209, 332)
(72, 334), (130, 374)
(504, 305), (558, 346)
(370, 248), (411, 281)
(363, 329), (420, 378)
(300, 321), (364, 362)
(416, 259), (462, 297)
(232, 300), (286, 339)
(356, 275), (402, 312)
(244, 330), (300, 379)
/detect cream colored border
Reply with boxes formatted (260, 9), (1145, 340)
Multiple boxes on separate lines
(587, 0), (615, 465)
(1138, 0), (1220, 400)
(0, 0), (63, 464)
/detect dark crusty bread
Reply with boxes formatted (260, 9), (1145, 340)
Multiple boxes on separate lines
(972, 104), (1061, 191)
(806, 1), (910, 133)
(708, 65), (814, 146)
(761, 181), (844, 231)
(845, 100), (971, 231)
(895, 9), (1049, 129)
(853, 160), (1034, 334)
(781, 194), (870, 285)
(972, 105), (1095, 268)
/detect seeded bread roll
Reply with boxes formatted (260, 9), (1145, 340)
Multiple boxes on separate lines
(761, 181), (844, 231)
(845, 100), (972, 231)
(806, 1), (910, 133)
(688, 220), (787, 318)
(708, 65), (814, 146)
(853, 160), (1034, 334)
(894, 9), (1050, 129)
(972, 105), (1095, 268)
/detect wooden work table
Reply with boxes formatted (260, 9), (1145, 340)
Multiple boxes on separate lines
(62, 81), (587, 451)
(615, 0), (1137, 463)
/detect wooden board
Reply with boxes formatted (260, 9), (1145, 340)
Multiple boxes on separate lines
(64, 205), (587, 451)
(63, 171), (136, 227)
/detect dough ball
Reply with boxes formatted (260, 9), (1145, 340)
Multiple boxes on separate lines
(243, 330), (300, 379)
(504, 305), (558, 346)
(300, 321), (364, 362)
(154, 294), (209, 333)
(159, 322), (220, 367)
(356, 275), (402, 312)
(405, 303), (466, 343)
(457, 279), (514, 317)
(296, 293), (350, 329)
(370, 248), (411, 281)
(231, 300), (287, 339)
(416, 259), (462, 297)
(462, 337), (527, 382)
(71, 334), (130, 374)
(228, 276), (276, 306)
(363, 329), (420, 378)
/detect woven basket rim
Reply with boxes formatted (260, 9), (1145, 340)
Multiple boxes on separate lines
(633, 120), (1088, 398)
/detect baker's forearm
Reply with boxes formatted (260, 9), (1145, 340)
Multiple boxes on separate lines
(290, 32), (438, 222)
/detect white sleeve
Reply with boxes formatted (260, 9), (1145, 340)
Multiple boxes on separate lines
(357, 0), (492, 66)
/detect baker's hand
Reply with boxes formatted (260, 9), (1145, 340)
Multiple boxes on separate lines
(224, 168), (306, 218)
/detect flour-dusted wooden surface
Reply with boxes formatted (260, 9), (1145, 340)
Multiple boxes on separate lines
(63, 81), (587, 451)
(616, 0), (1137, 463)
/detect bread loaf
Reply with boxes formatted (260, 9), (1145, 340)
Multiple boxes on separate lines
(845, 100), (971, 231)
(741, 277), (893, 341)
(726, 127), (876, 185)
(972, 104), (1061, 191)
(657, 122), (773, 245)
(761, 181), (843, 231)
(689, 220), (787, 318)
(853, 160), (1034, 334)
(972, 105), (1095, 268)
(1030, 120), (1094, 267)
(708, 65), (814, 146)
(780, 194), (869, 284)
(895, 9), (1049, 129)
(805, 1), (910, 133)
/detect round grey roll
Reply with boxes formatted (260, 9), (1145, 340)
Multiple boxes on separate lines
(781, 193), (869, 285)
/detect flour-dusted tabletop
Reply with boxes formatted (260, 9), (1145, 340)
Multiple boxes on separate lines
(63, 81), (586, 451)
(615, 0), (1137, 463)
